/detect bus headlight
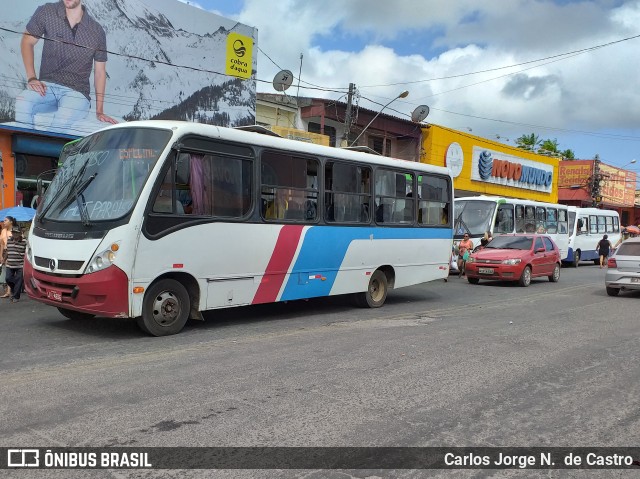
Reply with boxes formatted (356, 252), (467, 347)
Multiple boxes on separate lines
(26, 242), (33, 264)
(86, 243), (119, 274)
(502, 258), (521, 265)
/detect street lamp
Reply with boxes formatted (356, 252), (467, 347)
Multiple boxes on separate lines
(349, 90), (409, 147)
(622, 159), (637, 169)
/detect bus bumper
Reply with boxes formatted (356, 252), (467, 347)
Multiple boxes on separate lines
(24, 259), (130, 318)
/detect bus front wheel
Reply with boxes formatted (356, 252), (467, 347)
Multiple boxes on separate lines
(572, 250), (580, 267)
(138, 279), (190, 336)
(354, 270), (388, 308)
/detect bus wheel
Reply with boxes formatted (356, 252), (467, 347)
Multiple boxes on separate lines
(138, 279), (190, 336)
(572, 250), (580, 267)
(57, 307), (95, 320)
(354, 270), (388, 308)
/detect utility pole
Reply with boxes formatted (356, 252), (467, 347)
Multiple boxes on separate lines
(591, 154), (602, 207)
(341, 83), (355, 147)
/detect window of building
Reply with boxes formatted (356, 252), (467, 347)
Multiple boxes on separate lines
(308, 123), (336, 147)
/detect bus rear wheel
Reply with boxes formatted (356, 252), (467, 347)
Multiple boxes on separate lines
(138, 279), (190, 336)
(572, 250), (580, 267)
(57, 307), (95, 321)
(354, 270), (388, 308)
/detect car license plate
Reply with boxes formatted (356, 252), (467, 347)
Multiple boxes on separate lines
(478, 267), (494, 274)
(631, 278), (640, 283)
(47, 290), (63, 302)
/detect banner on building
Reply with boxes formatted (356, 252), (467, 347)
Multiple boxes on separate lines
(0, 0), (257, 138)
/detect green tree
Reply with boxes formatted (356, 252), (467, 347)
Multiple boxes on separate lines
(515, 133), (541, 151)
(561, 149), (575, 159)
(539, 138), (560, 156)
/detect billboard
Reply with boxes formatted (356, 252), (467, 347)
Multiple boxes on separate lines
(0, 0), (257, 137)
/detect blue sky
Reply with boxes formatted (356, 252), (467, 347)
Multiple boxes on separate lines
(181, 0), (640, 172)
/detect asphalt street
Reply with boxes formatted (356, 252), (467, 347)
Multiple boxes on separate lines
(1, 263), (639, 478)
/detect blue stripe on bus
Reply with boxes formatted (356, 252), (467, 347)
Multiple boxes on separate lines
(279, 226), (452, 301)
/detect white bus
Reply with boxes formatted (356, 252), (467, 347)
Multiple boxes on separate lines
(453, 196), (570, 259)
(564, 206), (621, 267)
(25, 121), (454, 336)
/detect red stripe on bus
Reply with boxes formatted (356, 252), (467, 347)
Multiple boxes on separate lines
(252, 225), (305, 304)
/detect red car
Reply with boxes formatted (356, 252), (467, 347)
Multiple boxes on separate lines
(465, 234), (561, 287)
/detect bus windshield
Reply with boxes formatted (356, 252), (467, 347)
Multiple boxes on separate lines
(38, 127), (171, 223)
(453, 200), (495, 237)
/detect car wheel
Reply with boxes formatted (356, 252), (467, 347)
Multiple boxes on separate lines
(573, 250), (580, 267)
(606, 286), (620, 297)
(519, 266), (531, 287)
(138, 279), (190, 336)
(57, 307), (95, 320)
(354, 270), (388, 308)
(467, 277), (479, 284)
(593, 259), (600, 266)
(548, 264), (560, 282)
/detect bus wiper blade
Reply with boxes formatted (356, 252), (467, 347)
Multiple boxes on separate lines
(70, 173), (98, 227)
(38, 162), (87, 222)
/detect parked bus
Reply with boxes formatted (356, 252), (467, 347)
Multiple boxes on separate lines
(564, 206), (621, 267)
(24, 121), (454, 336)
(453, 196), (570, 259)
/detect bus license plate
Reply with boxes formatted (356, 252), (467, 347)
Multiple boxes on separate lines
(47, 290), (63, 302)
(478, 267), (494, 274)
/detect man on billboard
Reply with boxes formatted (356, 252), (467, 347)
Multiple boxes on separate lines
(14, 0), (117, 132)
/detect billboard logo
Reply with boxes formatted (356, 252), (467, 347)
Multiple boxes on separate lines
(233, 39), (247, 57)
(478, 150), (493, 180)
(8, 449), (39, 467)
(226, 32), (253, 79)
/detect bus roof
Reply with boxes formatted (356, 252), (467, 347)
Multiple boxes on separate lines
(455, 195), (566, 208)
(93, 120), (452, 177)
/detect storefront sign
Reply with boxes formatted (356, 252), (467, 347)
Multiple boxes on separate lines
(471, 146), (554, 193)
(557, 161), (593, 188)
(599, 164), (636, 206)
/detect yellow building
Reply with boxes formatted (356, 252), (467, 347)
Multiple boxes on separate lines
(421, 124), (560, 203)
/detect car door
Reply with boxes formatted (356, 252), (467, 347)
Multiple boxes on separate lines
(542, 236), (558, 273)
(531, 237), (548, 276)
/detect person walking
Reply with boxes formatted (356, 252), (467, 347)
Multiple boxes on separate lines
(457, 233), (474, 277)
(15, 0), (117, 131)
(5, 227), (27, 302)
(0, 216), (17, 298)
(596, 234), (612, 269)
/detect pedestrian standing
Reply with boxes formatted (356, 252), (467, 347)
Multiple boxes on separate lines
(457, 233), (474, 277)
(5, 227), (27, 302)
(1, 216), (17, 298)
(596, 234), (612, 269)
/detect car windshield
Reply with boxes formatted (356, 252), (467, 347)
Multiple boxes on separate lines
(484, 236), (533, 250)
(617, 243), (640, 256)
(37, 127), (171, 223)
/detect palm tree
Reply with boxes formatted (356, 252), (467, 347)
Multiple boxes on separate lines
(539, 138), (560, 156)
(561, 149), (575, 160)
(515, 133), (541, 151)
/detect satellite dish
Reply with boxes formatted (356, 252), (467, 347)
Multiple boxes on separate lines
(411, 105), (430, 122)
(273, 70), (294, 92)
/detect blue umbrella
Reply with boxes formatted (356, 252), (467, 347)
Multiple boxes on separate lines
(0, 206), (37, 221)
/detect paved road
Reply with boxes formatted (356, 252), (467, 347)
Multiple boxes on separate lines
(1, 263), (639, 478)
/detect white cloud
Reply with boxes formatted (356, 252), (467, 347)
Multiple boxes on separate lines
(207, 0), (640, 162)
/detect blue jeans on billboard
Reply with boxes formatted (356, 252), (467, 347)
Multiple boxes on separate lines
(5, 267), (23, 301)
(15, 82), (89, 131)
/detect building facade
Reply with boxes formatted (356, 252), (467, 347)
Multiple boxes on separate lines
(421, 124), (561, 203)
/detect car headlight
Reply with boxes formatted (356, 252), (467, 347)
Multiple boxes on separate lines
(502, 258), (522, 265)
(466, 257), (475, 263)
(86, 242), (120, 274)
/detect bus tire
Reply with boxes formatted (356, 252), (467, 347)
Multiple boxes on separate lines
(354, 270), (388, 308)
(139, 279), (190, 336)
(572, 250), (580, 267)
(518, 266), (532, 287)
(57, 307), (95, 321)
